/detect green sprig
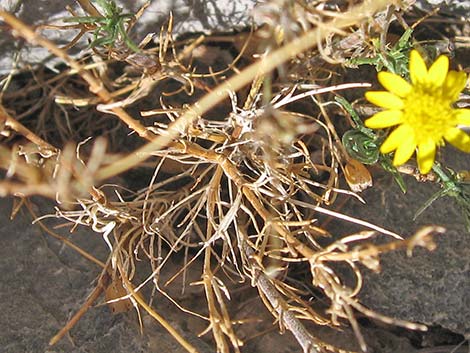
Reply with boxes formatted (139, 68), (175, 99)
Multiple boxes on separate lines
(415, 163), (470, 231)
(64, 0), (139, 52)
(336, 96), (406, 193)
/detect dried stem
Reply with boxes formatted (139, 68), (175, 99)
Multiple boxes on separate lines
(0, 10), (153, 141)
(243, 242), (321, 353)
(49, 270), (110, 346)
(0, 105), (57, 155)
(96, 0), (391, 180)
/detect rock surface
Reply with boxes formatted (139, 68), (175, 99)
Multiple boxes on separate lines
(415, 0), (470, 14)
(326, 147), (470, 345)
(1, 174), (468, 353)
(0, 0), (258, 73)
(1, 0), (467, 74)
(0, 198), (213, 353)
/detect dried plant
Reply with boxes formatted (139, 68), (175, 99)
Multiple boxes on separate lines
(0, 1), (462, 353)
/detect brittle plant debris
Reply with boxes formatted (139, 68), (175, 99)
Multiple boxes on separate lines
(0, 1), (468, 352)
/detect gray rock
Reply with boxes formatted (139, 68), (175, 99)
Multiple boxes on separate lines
(0, 196), (425, 353)
(0, 198), (213, 353)
(0, 0), (466, 73)
(327, 147), (470, 339)
(0, 0), (257, 73)
(415, 0), (470, 14)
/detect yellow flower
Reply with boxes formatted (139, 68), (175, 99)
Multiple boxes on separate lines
(364, 49), (470, 174)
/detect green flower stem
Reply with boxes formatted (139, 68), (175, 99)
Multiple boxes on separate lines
(414, 162), (470, 231)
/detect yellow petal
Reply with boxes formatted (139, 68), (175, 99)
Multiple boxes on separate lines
(365, 110), (403, 129)
(444, 127), (470, 153)
(409, 50), (428, 84)
(456, 109), (470, 126)
(417, 139), (436, 174)
(380, 124), (413, 154)
(443, 71), (467, 101)
(427, 54), (449, 86)
(378, 72), (412, 97)
(393, 133), (416, 166)
(365, 91), (404, 109)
